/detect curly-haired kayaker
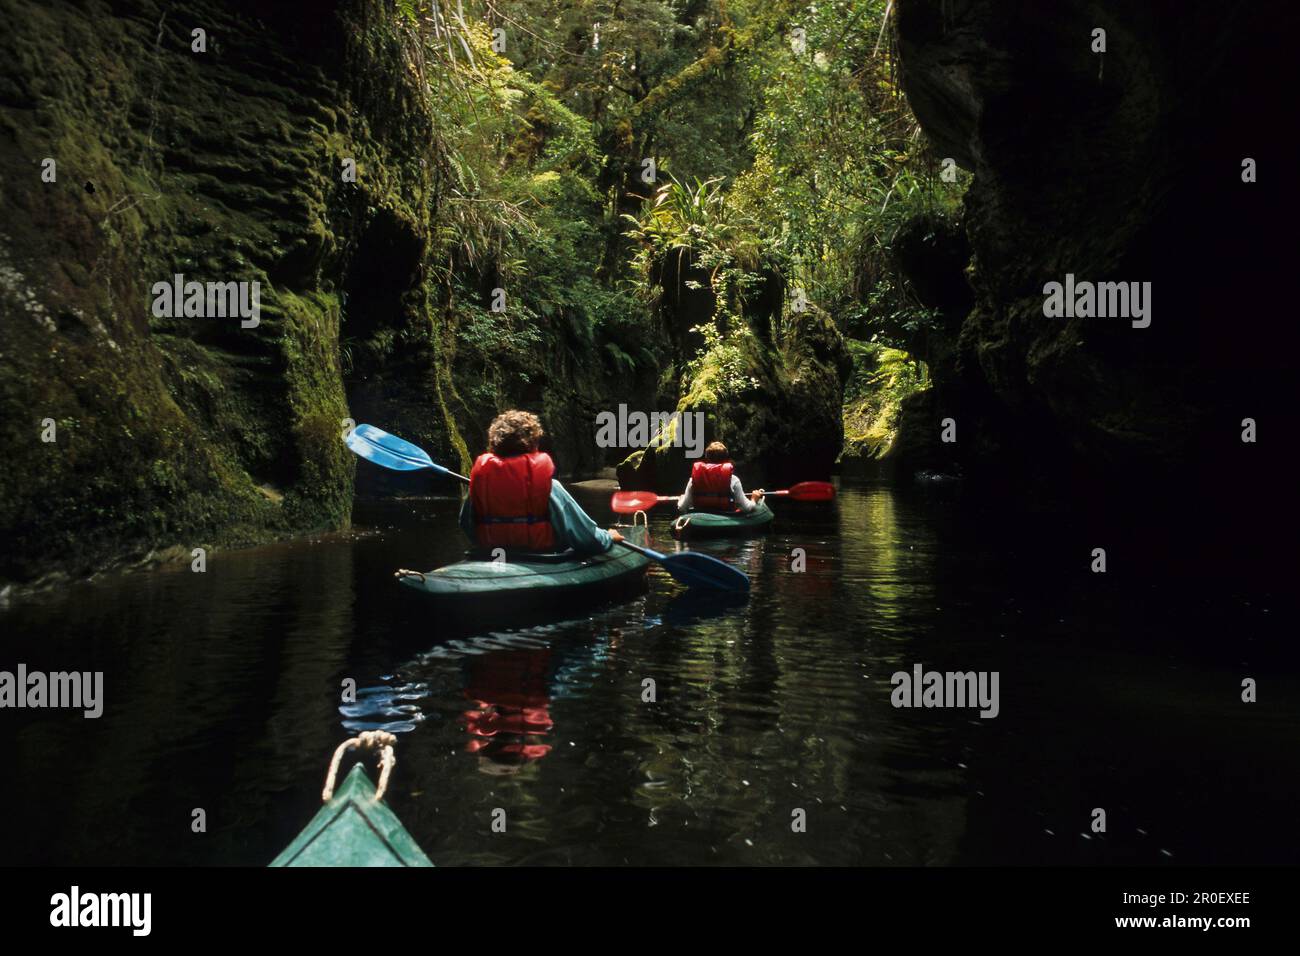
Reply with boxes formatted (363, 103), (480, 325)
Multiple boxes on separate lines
(677, 441), (765, 513)
(460, 410), (625, 554)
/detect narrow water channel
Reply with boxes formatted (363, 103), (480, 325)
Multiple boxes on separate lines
(1, 481), (1294, 866)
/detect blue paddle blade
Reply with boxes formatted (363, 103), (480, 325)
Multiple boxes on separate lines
(345, 425), (470, 482)
(350, 424), (435, 467)
(346, 425), (431, 471)
(658, 550), (750, 592)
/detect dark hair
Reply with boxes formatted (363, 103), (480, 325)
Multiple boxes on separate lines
(704, 441), (730, 463)
(488, 410), (544, 456)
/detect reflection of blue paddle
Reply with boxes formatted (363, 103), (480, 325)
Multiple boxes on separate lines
(345, 424), (749, 593)
(661, 588), (751, 625)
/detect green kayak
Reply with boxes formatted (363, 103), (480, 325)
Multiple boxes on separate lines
(671, 501), (774, 540)
(396, 523), (650, 605)
(271, 763), (431, 867)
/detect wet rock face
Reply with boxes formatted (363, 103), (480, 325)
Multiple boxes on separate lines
(887, 210), (972, 382)
(0, 0), (461, 583)
(893, 0), (1300, 498)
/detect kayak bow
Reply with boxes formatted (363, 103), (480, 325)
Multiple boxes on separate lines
(671, 500), (775, 540)
(271, 732), (432, 868)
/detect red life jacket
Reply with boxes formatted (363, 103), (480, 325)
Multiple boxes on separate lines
(691, 460), (735, 511)
(470, 451), (556, 550)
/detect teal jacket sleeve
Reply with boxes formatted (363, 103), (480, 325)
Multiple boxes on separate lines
(459, 494), (477, 544)
(549, 480), (613, 555)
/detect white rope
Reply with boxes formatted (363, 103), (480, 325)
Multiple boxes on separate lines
(321, 731), (398, 803)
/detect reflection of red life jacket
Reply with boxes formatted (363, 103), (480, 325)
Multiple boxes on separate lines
(691, 461), (734, 511)
(463, 707), (554, 737)
(470, 451), (556, 550)
(463, 647), (554, 763)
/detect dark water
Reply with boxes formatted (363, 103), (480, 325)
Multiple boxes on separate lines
(1, 480), (1296, 866)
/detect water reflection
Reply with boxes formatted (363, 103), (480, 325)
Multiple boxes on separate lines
(462, 646), (555, 768)
(1, 484), (1296, 865)
(340, 682), (427, 734)
(659, 590), (749, 626)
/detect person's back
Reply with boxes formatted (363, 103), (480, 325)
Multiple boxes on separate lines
(469, 446), (556, 551)
(678, 441), (764, 514)
(461, 410), (623, 555)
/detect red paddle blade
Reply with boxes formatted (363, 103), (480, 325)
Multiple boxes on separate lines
(784, 481), (836, 501)
(611, 490), (664, 513)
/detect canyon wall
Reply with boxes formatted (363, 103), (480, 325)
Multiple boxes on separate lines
(890, 0), (1299, 513)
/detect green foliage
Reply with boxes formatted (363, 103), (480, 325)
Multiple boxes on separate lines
(843, 339), (926, 405)
(682, 322), (762, 404)
(495, 0), (756, 182)
(624, 175), (731, 253)
(729, 1), (968, 340)
(622, 174), (765, 281)
(605, 1), (962, 458)
(392, 4), (661, 398)
(396, 1), (958, 448)
(840, 272), (946, 350)
(841, 339), (928, 461)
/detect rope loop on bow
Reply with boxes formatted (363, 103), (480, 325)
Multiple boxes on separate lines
(321, 731), (398, 803)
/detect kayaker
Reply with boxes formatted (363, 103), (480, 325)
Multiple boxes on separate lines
(460, 410), (624, 554)
(677, 441), (764, 513)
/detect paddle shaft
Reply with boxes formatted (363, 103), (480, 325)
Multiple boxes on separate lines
(613, 538), (664, 561)
(612, 482), (833, 512)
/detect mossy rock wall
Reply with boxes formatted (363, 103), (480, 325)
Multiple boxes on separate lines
(893, 0), (1300, 502)
(0, 0), (465, 584)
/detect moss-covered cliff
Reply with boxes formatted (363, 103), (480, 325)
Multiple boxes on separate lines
(0, 0), (466, 583)
(2, 0), (655, 585)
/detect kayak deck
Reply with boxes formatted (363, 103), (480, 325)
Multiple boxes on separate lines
(671, 501), (774, 540)
(270, 764), (431, 867)
(398, 525), (650, 601)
